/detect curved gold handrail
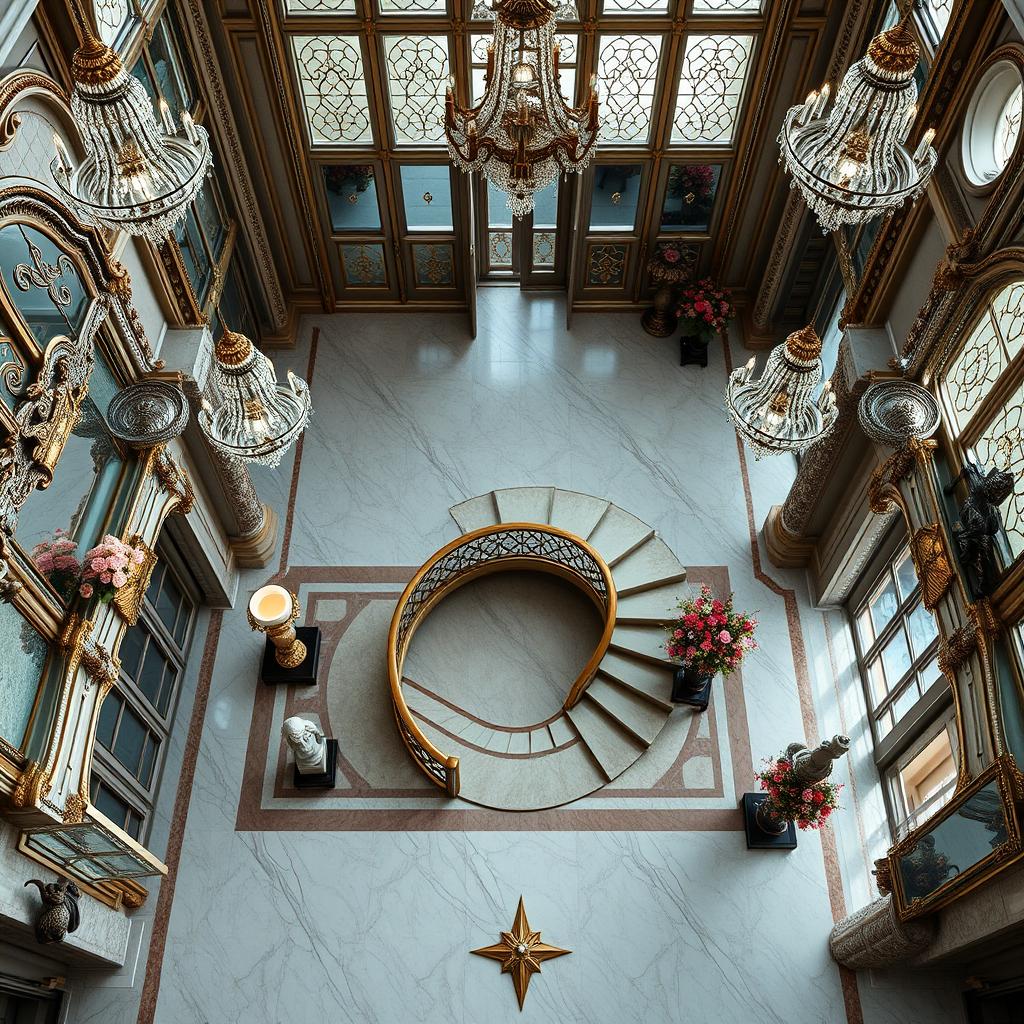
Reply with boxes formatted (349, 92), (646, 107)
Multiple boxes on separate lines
(387, 522), (617, 796)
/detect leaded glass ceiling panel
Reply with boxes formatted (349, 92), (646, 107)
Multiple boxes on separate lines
(597, 34), (663, 145)
(291, 35), (373, 146)
(671, 33), (753, 145)
(379, 0), (447, 14)
(692, 0), (762, 12)
(384, 35), (450, 144)
(600, 0), (669, 14)
(284, 0), (357, 12)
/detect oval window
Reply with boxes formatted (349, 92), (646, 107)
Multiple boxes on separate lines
(962, 61), (1024, 186)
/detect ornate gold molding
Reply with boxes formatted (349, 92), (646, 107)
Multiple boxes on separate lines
(113, 535), (157, 626)
(909, 524), (954, 612)
(938, 624), (978, 675)
(867, 439), (936, 514)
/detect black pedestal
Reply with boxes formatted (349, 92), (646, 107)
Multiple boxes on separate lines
(742, 793), (797, 850)
(292, 738), (338, 789)
(680, 335), (709, 368)
(671, 667), (712, 711)
(260, 626), (321, 686)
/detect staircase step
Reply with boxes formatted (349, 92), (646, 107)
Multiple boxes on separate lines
(609, 624), (674, 666)
(615, 582), (684, 624)
(586, 506), (655, 566)
(450, 493), (499, 534)
(587, 674), (670, 744)
(566, 698), (647, 781)
(612, 536), (687, 595)
(598, 650), (675, 710)
(403, 684), (466, 732)
(548, 490), (611, 541)
(548, 715), (577, 747)
(493, 486), (554, 525)
(530, 726), (554, 753)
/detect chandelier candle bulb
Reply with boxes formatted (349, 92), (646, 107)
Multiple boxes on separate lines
(158, 97), (174, 134)
(915, 128), (937, 162)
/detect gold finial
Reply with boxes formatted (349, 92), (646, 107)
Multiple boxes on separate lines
(867, 18), (921, 79)
(68, 0), (124, 86)
(785, 324), (823, 362)
(215, 327), (254, 366)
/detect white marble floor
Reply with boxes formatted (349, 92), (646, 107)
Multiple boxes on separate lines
(118, 289), (965, 1024)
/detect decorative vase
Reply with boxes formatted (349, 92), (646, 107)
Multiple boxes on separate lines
(671, 664), (713, 711)
(641, 282), (678, 338)
(679, 331), (710, 368)
(754, 796), (789, 836)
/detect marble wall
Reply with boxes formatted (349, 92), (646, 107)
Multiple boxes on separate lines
(76, 290), (969, 1023)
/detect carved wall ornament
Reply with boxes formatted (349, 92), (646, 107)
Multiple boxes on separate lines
(909, 524), (955, 612)
(938, 624), (979, 675)
(858, 380), (941, 448)
(829, 894), (936, 969)
(24, 878), (80, 945)
(62, 792), (87, 825)
(110, 534), (157, 627)
(107, 380), (189, 449)
(150, 446), (194, 516)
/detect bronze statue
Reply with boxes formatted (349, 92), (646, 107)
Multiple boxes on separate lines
(945, 461), (1014, 598)
(24, 878), (80, 944)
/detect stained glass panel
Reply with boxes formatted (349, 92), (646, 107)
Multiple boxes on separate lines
(972, 379), (1024, 560)
(997, 85), (1023, 167)
(413, 243), (455, 286)
(341, 243), (387, 287)
(587, 244), (627, 287)
(533, 232), (556, 269)
(601, 0), (669, 13)
(923, 0), (952, 40)
(93, 0), (133, 45)
(661, 164), (722, 232)
(597, 35), (663, 145)
(672, 34), (753, 145)
(323, 165), (381, 231)
(285, 0), (356, 11)
(692, 0), (762, 11)
(291, 35), (372, 145)
(489, 232), (513, 269)
(384, 35), (450, 144)
(380, 0), (447, 12)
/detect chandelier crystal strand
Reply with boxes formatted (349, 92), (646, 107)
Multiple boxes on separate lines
(778, 12), (937, 232)
(445, 0), (599, 217)
(50, 1), (211, 243)
(198, 328), (312, 468)
(725, 325), (839, 459)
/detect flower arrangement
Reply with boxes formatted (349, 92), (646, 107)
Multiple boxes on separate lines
(30, 530), (82, 601)
(79, 535), (146, 603)
(755, 756), (842, 831)
(663, 584), (758, 678)
(676, 278), (734, 344)
(666, 164), (717, 203)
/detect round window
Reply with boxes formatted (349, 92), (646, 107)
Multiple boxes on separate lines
(963, 61), (1024, 186)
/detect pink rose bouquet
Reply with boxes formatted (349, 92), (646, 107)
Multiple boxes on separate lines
(755, 756), (842, 831)
(675, 278), (734, 344)
(30, 529), (82, 601)
(663, 584), (757, 678)
(79, 534), (146, 603)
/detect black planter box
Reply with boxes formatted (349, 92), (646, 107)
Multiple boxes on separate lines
(260, 626), (322, 686)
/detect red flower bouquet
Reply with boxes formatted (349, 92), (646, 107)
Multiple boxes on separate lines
(755, 756), (842, 831)
(30, 529), (82, 601)
(663, 584), (757, 678)
(676, 278), (734, 344)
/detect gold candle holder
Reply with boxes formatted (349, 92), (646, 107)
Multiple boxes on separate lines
(247, 585), (307, 669)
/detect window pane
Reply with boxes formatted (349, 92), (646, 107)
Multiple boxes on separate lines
(692, 0), (762, 9)
(880, 627), (912, 690)
(111, 705), (150, 780)
(380, 0), (447, 11)
(856, 608), (874, 649)
(93, 0), (134, 46)
(384, 35), (449, 145)
(286, 0), (356, 11)
(194, 183), (227, 262)
(149, 13), (195, 120)
(400, 165), (453, 230)
(922, 0), (952, 40)
(323, 165), (381, 232)
(907, 601), (939, 657)
(898, 729), (957, 827)
(596, 35), (663, 145)
(0, 602), (48, 749)
(488, 180), (513, 229)
(891, 679), (922, 725)
(175, 209), (210, 301)
(672, 34), (753, 145)
(944, 314), (1003, 433)
(993, 280), (1024, 362)
(97, 692), (121, 750)
(154, 570), (186, 643)
(601, 0), (669, 12)
(92, 781), (132, 834)
(119, 625), (147, 681)
(590, 164), (642, 231)
(868, 657), (888, 705)
(533, 179), (558, 228)
(868, 575), (899, 636)
(661, 164), (721, 232)
(139, 643), (172, 715)
(895, 551), (918, 601)
(919, 653), (942, 691)
(292, 35), (373, 146)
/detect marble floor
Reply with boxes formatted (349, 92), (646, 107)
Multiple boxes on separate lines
(78, 289), (968, 1023)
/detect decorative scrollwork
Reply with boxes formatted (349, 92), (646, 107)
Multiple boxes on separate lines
(587, 244), (626, 286)
(292, 35), (373, 145)
(412, 243), (454, 286)
(12, 233), (76, 317)
(340, 243), (387, 287)
(597, 35), (662, 144)
(384, 35), (449, 144)
(672, 34), (753, 145)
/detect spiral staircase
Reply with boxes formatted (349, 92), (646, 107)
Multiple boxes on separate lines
(390, 487), (691, 811)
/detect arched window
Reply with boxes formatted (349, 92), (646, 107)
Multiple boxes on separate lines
(940, 279), (1024, 561)
(962, 62), (1024, 186)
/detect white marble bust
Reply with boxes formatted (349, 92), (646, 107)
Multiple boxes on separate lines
(282, 716), (327, 775)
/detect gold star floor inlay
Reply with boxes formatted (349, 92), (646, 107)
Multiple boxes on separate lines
(471, 896), (571, 1010)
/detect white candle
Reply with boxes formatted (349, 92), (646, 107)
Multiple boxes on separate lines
(158, 97), (174, 134)
(914, 127), (936, 162)
(181, 110), (197, 143)
(249, 585), (293, 628)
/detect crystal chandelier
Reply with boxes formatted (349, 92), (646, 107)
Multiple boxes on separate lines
(50, 4), (211, 243)
(725, 325), (839, 459)
(198, 328), (312, 468)
(778, 12), (937, 232)
(444, 0), (599, 217)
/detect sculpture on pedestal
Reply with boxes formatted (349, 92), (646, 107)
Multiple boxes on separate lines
(745, 734), (849, 850)
(281, 715), (338, 790)
(945, 460), (1015, 599)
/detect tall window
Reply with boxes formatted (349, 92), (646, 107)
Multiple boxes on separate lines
(90, 546), (197, 842)
(940, 280), (1024, 563)
(849, 535), (957, 837)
